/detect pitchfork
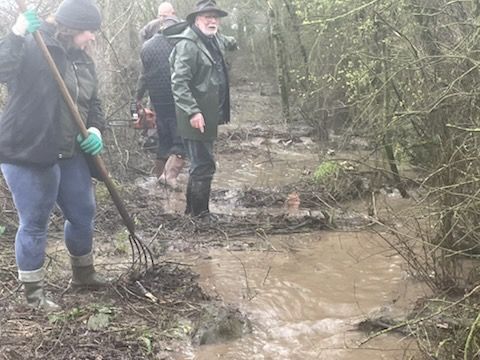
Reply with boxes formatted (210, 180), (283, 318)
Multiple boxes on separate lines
(15, 0), (154, 273)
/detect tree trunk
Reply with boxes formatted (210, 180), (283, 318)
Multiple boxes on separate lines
(267, 0), (290, 122)
(282, 0), (309, 91)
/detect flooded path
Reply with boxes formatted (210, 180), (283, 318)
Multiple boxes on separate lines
(187, 231), (425, 359)
(133, 81), (426, 359)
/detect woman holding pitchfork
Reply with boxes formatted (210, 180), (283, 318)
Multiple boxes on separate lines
(0, 0), (109, 311)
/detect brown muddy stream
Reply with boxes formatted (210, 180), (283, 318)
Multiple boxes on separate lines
(136, 118), (425, 359)
(176, 231), (425, 359)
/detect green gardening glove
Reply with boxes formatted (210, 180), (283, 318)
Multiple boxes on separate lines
(77, 127), (103, 156)
(12, 9), (41, 37)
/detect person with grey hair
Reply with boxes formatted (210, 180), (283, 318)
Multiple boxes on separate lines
(167, 0), (235, 219)
(139, 1), (176, 43)
(0, 0), (108, 311)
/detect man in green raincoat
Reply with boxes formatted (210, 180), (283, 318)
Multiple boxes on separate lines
(168, 0), (236, 219)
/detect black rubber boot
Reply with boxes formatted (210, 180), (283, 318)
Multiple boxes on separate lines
(189, 179), (212, 217)
(185, 177), (194, 215)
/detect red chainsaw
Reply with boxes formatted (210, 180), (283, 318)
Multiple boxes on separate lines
(131, 101), (156, 130)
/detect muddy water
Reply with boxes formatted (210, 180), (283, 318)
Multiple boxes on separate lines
(134, 121), (425, 358)
(216, 134), (321, 188)
(189, 231), (425, 359)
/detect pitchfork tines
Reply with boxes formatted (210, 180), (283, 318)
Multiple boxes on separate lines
(128, 232), (154, 273)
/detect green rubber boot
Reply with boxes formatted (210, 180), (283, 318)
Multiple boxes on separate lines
(24, 281), (61, 311)
(71, 252), (109, 288)
(19, 269), (60, 311)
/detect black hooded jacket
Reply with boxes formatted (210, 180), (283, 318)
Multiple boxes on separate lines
(0, 22), (104, 167)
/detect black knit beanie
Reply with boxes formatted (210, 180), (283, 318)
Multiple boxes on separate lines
(55, 0), (102, 31)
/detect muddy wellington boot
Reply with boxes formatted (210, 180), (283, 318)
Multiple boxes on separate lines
(24, 281), (61, 311)
(19, 269), (60, 311)
(158, 154), (185, 189)
(185, 178), (194, 215)
(188, 179), (212, 220)
(153, 158), (167, 178)
(71, 252), (109, 288)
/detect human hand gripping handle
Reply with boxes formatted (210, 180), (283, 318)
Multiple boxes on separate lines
(12, 9), (41, 37)
(77, 127), (103, 156)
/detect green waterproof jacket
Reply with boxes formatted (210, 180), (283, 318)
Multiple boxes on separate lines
(168, 26), (231, 141)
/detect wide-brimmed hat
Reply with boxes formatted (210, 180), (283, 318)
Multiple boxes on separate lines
(186, 0), (228, 23)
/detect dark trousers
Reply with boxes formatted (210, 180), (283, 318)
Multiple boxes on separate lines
(183, 139), (216, 216)
(153, 103), (185, 159)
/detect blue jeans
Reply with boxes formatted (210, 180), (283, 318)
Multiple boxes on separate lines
(1, 154), (96, 271)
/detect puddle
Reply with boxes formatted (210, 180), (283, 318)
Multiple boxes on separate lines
(131, 122), (424, 359)
(216, 145), (320, 189)
(186, 231), (425, 359)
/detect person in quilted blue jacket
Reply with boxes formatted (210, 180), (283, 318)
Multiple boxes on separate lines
(136, 14), (187, 187)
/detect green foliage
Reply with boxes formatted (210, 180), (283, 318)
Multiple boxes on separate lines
(87, 312), (111, 331)
(162, 319), (193, 339)
(313, 161), (339, 183)
(136, 323), (190, 356)
(48, 304), (115, 326)
(138, 331), (154, 354)
(90, 304), (115, 315)
(268, 1), (480, 357)
(49, 307), (86, 324)
(95, 181), (117, 205)
(113, 230), (130, 255)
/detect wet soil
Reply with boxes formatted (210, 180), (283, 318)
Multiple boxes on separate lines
(0, 57), (412, 359)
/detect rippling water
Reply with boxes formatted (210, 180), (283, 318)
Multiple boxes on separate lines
(189, 231), (425, 359)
